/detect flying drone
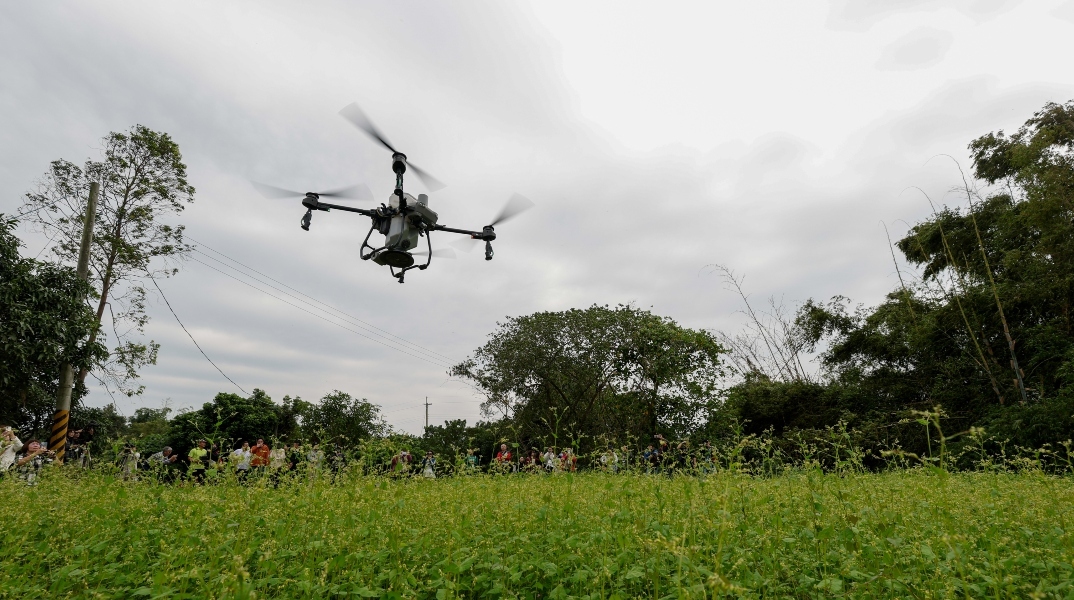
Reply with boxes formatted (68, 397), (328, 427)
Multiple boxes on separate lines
(253, 102), (533, 283)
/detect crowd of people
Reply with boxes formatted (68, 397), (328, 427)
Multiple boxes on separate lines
(1, 423), (722, 486)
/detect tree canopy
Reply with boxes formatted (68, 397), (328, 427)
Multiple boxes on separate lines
(0, 215), (106, 437)
(19, 125), (195, 397)
(713, 100), (1074, 453)
(451, 304), (725, 450)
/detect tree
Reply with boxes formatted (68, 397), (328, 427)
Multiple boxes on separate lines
(451, 305), (725, 451)
(169, 389), (289, 457)
(0, 215), (107, 438)
(711, 100), (1074, 454)
(19, 125), (195, 396)
(301, 390), (387, 444)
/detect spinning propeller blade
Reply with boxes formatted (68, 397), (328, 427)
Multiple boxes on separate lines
(338, 101), (446, 192)
(251, 181), (372, 201)
(339, 102), (396, 154)
(317, 183), (373, 201)
(251, 181), (303, 199)
(412, 248), (457, 259)
(408, 163), (446, 193)
(490, 193), (534, 226)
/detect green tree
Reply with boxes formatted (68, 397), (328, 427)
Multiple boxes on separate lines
(301, 390), (387, 445)
(169, 389), (288, 457)
(713, 100), (1074, 454)
(19, 125), (195, 397)
(0, 215), (107, 438)
(451, 305), (725, 451)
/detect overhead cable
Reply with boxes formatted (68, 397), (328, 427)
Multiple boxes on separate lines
(145, 271), (248, 395)
(186, 237), (454, 364)
(187, 256), (454, 370)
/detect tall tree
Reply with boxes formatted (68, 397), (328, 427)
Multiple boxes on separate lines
(0, 215), (106, 437)
(19, 125), (195, 397)
(451, 305), (725, 448)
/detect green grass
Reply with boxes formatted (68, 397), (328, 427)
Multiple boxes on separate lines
(2, 470), (1074, 599)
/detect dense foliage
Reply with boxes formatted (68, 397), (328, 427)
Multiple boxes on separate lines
(3, 471), (1073, 598)
(451, 305), (725, 453)
(712, 100), (1074, 454)
(0, 215), (106, 436)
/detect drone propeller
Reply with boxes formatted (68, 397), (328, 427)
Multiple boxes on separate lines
(412, 248), (457, 259)
(251, 181), (373, 201)
(490, 193), (535, 226)
(338, 102), (446, 192)
(451, 193), (535, 253)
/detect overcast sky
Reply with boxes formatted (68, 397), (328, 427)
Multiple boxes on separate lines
(2, 1), (1073, 433)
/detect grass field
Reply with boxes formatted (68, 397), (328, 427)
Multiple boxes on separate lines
(2, 470), (1073, 599)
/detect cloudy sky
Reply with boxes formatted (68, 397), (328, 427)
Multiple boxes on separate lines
(2, 1), (1073, 433)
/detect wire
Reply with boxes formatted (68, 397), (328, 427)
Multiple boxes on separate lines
(187, 256), (454, 370)
(186, 237), (454, 363)
(145, 271), (248, 395)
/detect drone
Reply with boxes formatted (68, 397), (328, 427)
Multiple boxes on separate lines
(253, 102), (533, 283)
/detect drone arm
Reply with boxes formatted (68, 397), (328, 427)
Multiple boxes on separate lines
(430, 224), (493, 240)
(316, 202), (378, 217)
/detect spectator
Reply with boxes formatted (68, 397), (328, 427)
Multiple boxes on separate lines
(188, 439), (209, 483)
(307, 443), (324, 470)
(390, 449), (413, 475)
(250, 438), (271, 477)
(117, 442), (140, 480)
(287, 441), (305, 473)
(1, 426), (23, 475)
(231, 441), (252, 480)
(643, 444), (660, 473)
(542, 447), (557, 472)
(521, 448), (540, 472)
(464, 449), (479, 472)
(75, 424), (96, 467)
(421, 451), (436, 479)
(495, 444), (512, 464)
(15, 439), (54, 485)
(148, 446), (179, 482)
(329, 446), (347, 482)
(600, 448), (619, 473)
(559, 448), (577, 472)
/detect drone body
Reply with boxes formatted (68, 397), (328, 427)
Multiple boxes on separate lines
(257, 104), (531, 283)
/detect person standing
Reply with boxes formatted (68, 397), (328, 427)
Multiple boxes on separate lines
(250, 438), (271, 479)
(187, 439), (209, 484)
(118, 442), (140, 480)
(464, 449), (480, 473)
(231, 441), (252, 481)
(15, 440), (54, 485)
(495, 444), (513, 472)
(1, 426), (23, 475)
(542, 447), (557, 472)
(421, 451), (436, 479)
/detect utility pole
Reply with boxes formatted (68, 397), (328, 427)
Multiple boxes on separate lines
(49, 182), (98, 463)
(424, 396), (430, 430)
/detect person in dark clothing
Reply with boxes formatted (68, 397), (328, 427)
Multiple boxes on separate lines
(287, 441), (305, 479)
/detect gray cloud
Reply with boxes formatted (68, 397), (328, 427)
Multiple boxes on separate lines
(827, 0), (1024, 31)
(1, 2), (1071, 433)
(876, 28), (954, 70)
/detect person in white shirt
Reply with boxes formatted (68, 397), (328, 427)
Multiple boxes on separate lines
(231, 441), (252, 480)
(1, 426), (24, 474)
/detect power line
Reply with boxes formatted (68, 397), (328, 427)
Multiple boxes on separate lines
(187, 256), (454, 370)
(145, 271), (248, 395)
(186, 237), (454, 363)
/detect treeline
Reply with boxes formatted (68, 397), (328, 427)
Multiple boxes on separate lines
(5, 102), (1073, 469)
